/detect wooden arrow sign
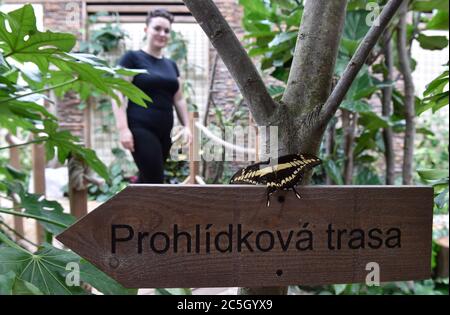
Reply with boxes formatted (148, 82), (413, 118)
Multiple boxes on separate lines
(56, 185), (433, 288)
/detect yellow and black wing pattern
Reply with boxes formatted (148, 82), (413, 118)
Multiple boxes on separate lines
(230, 153), (322, 206)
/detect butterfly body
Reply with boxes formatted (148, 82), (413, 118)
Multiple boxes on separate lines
(230, 154), (322, 206)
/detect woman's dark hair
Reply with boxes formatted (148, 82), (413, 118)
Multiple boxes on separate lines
(146, 9), (175, 25)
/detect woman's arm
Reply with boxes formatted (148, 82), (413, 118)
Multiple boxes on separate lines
(173, 79), (192, 144)
(112, 76), (135, 152)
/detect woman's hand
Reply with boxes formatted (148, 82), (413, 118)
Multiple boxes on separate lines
(182, 126), (193, 145)
(119, 128), (134, 152)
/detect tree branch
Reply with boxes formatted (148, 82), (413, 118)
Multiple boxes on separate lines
(182, 0), (277, 125)
(203, 53), (219, 126)
(319, 0), (404, 126)
(282, 0), (347, 114)
(0, 137), (48, 151)
(397, 0), (416, 185)
(381, 30), (396, 185)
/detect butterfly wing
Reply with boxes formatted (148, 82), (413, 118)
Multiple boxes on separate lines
(270, 154), (322, 189)
(229, 158), (271, 185)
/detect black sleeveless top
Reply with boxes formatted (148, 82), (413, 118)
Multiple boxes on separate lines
(118, 50), (179, 134)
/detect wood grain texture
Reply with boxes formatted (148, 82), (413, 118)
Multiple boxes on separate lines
(57, 185), (433, 288)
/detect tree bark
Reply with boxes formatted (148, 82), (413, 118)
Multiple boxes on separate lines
(397, 0), (416, 185)
(275, 0), (348, 160)
(282, 0), (347, 114)
(381, 31), (396, 185)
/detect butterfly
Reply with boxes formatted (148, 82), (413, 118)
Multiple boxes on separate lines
(229, 153), (322, 207)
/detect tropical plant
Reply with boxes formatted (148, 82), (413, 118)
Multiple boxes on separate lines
(0, 4), (151, 294)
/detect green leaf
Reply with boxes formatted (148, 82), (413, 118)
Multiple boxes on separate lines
(334, 284), (347, 295)
(413, 0), (449, 12)
(0, 241), (136, 295)
(0, 99), (57, 135)
(0, 5), (76, 70)
(0, 229), (30, 253)
(417, 34), (449, 50)
(268, 32), (297, 48)
(239, 0), (269, 20)
(427, 11), (449, 30)
(354, 166), (382, 185)
(40, 120), (110, 181)
(418, 169), (449, 181)
(424, 73), (448, 97)
(0, 271), (16, 294)
(48, 55), (152, 107)
(18, 189), (76, 235)
(340, 100), (372, 112)
(344, 10), (370, 41)
(354, 131), (378, 156)
(323, 160), (344, 185)
(359, 111), (390, 130)
(0, 242), (85, 295)
(78, 260), (137, 295)
(341, 38), (360, 56)
(13, 277), (43, 295)
(419, 66), (449, 115)
(1, 165), (27, 181)
(435, 187), (449, 209)
(0, 271), (43, 295)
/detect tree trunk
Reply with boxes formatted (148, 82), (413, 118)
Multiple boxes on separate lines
(246, 0), (348, 295)
(182, 0), (403, 295)
(382, 31), (396, 185)
(397, 0), (416, 185)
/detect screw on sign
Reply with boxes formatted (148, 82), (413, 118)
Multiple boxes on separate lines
(57, 185), (434, 289)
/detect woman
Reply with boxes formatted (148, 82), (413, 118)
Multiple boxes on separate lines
(113, 9), (192, 183)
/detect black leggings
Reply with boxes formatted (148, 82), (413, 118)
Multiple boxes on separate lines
(129, 123), (172, 184)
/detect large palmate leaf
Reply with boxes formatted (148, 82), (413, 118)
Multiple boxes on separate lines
(0, 4), (76, 71)
(1, 5), (150, 109)
(0, 234), (85, 295)
(0, 233), (137, 295)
